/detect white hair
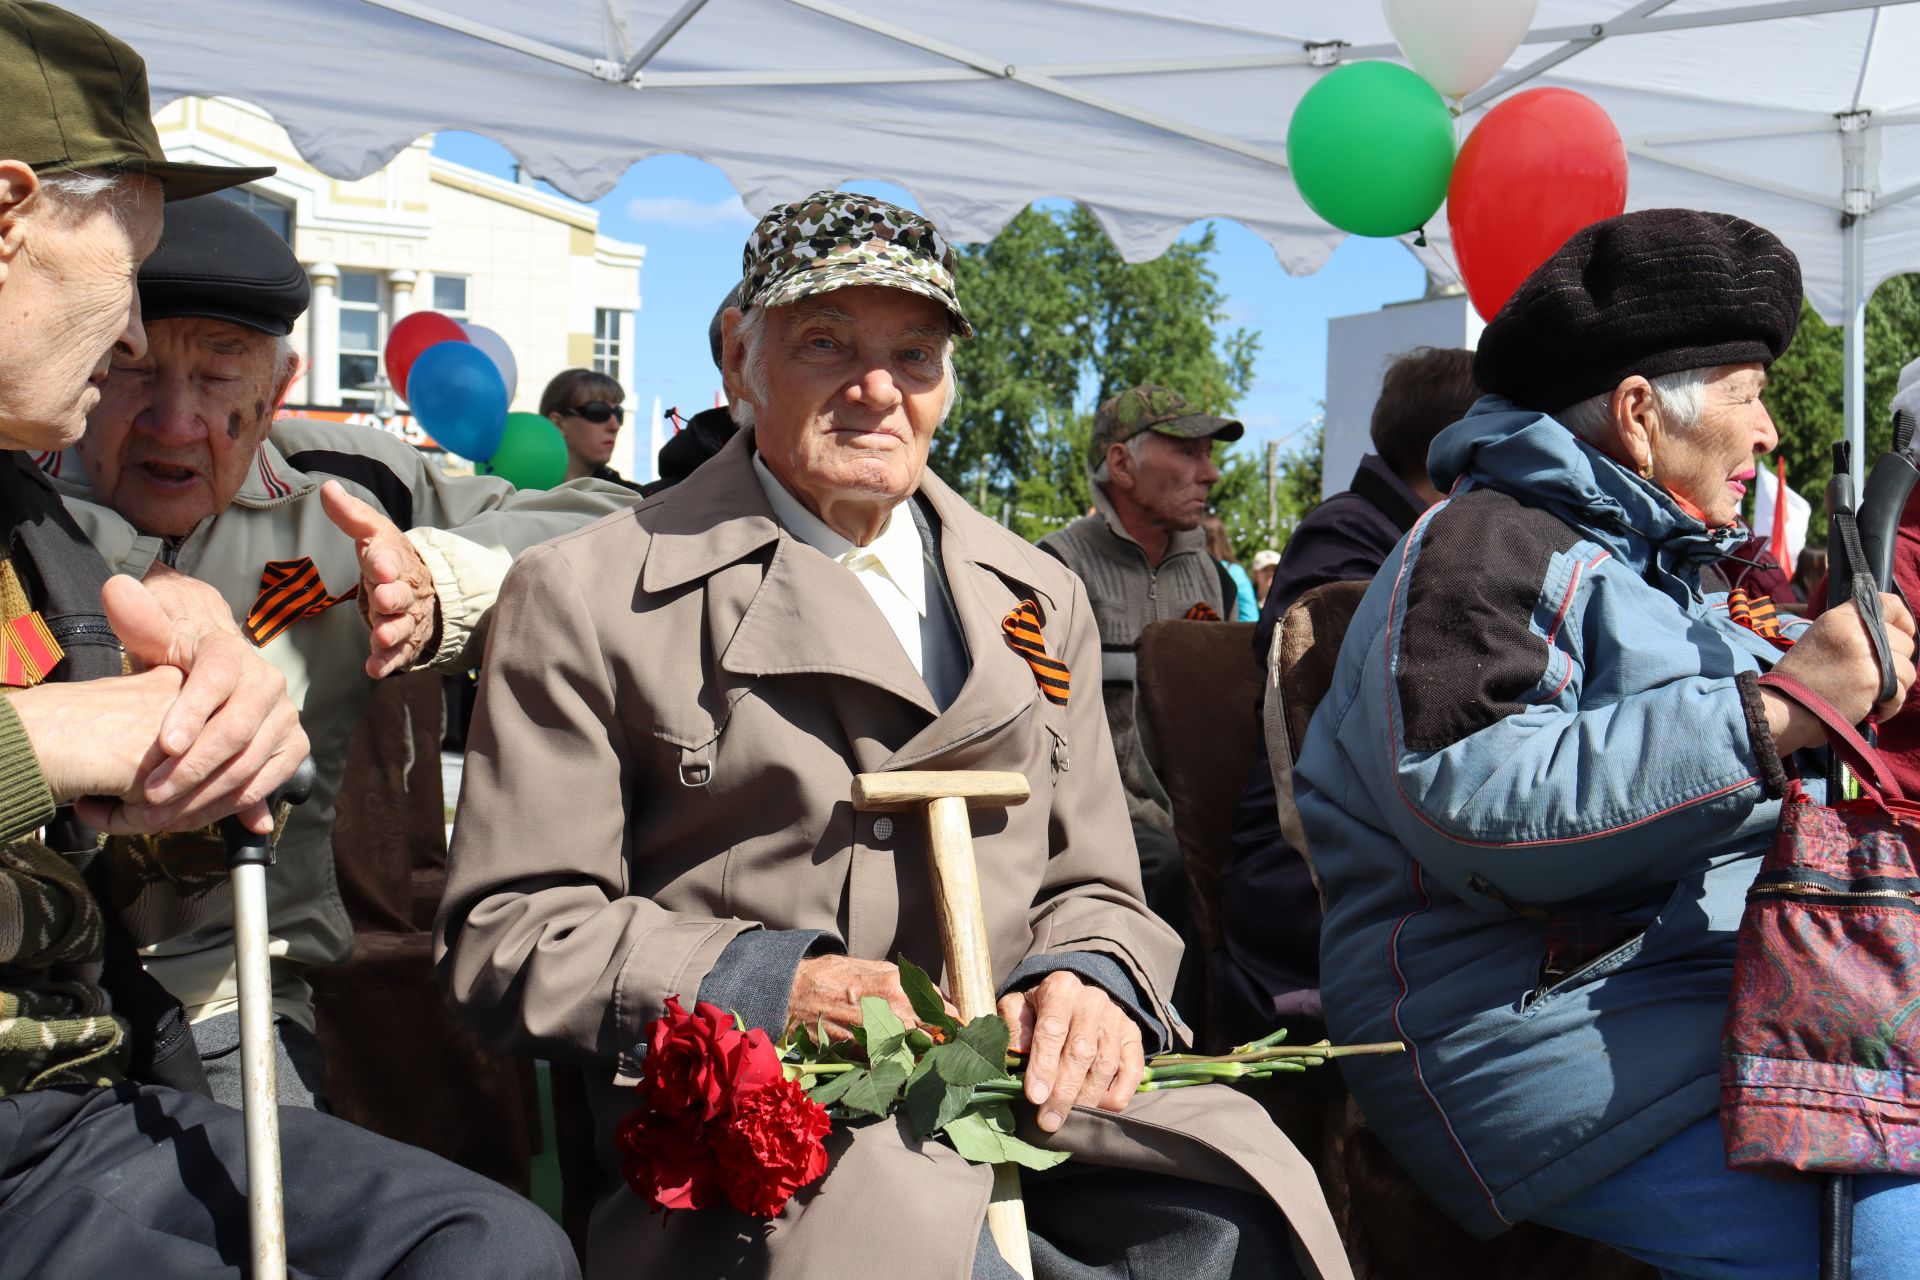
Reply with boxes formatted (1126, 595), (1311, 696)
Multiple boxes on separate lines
(1090, 431), (1154, 486)
(36, 168), (139, 225)
(1556, 367), (1718, 442)
(271, 334), (302, 393)
(728, 302), (958, 432)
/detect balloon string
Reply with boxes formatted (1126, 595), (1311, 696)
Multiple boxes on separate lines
(1413, 230), (1466, 291)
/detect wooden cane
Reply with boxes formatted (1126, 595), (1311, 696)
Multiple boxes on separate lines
(853, 770), (1035, 1280)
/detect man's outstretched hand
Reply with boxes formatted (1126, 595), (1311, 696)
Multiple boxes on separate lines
(321, 479), (440, 678)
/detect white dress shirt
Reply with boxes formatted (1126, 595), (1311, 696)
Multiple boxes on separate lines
(753, 453), (969, 708)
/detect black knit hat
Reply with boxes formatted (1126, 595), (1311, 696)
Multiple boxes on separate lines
(1473, 208), (1802, 414)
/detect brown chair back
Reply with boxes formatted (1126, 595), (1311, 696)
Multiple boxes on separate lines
(1135, 619), (1260, 959)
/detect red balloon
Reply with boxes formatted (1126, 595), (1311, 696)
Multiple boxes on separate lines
(1449, 88), (1628, 321)
(384, 311), (468, 396)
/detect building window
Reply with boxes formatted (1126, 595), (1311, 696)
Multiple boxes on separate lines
(433, 274), (468, 320)
(339, 270), (383, 408)
(216, 186), (293, 242)
(594, 308), (623, 383)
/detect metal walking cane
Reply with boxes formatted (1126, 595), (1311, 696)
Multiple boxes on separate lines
(852, 770), (1036, 1280)
(216, 757), (316, 1280)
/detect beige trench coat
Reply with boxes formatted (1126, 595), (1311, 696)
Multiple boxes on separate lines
(436, 431), (1349, 1280)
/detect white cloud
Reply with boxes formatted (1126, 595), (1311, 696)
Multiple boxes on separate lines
(624, 194), (754, 228)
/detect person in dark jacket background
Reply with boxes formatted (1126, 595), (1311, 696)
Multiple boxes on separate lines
(642, 281), (743, 497)
(1212, 346), (1481, 1044)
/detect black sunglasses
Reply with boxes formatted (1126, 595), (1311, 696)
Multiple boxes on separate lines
(567, 401), (624, 424)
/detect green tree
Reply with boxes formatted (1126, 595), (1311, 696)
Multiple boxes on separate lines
(943, 204), (1259, 540)
(1763, 274), (1920, 543)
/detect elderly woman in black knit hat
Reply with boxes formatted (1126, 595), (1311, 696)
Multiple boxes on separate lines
(1294, 208), (1920, 1278)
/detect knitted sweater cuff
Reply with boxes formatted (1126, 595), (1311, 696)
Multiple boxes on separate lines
(0, 693), (56, 841)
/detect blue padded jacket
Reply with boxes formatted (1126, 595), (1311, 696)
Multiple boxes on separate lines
(1296, 398), (1819, 1239)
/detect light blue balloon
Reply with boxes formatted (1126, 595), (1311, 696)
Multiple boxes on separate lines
(406, 340), (507, 460)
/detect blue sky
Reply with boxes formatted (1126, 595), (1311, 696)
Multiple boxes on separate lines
(430, 132), (1427, 466)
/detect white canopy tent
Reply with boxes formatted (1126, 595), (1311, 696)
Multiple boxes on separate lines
(68, 0), (1920, 477)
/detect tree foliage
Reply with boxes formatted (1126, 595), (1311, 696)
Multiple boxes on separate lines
(940, 204), (1268, 546)
(1763, 275), (1920, 542)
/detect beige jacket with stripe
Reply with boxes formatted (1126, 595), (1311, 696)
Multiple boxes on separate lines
(44, 417), (639, 1026)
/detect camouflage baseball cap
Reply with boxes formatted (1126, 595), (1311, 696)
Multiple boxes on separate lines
(1087, 384), (1244, 469)
(740, 189), (972, 338)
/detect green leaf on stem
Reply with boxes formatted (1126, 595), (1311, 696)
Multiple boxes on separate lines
(809, 1067), (865, 1107)
(928, 1015), (1012, 1089)
(905, 1068), (975, 1139)
(941, 1101), (1071, 1171)
(839, 1055), (910, 1117)
(896, 954), (960, 1036)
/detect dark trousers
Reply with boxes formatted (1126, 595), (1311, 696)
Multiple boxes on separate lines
(0, 1083), (577, 1280)
(975, 1166), (1304, 1280)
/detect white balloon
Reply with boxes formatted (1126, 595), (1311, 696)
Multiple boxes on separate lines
(461, 323), (519, 403)
(1382, 0), (1539, 99)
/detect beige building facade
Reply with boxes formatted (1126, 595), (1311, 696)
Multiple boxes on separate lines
(153, 97), (644, 449)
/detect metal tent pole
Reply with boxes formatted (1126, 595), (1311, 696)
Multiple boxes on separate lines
(1842, 111), (1874, 490)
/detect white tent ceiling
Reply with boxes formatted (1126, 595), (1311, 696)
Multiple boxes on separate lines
(62, 0), (1920, 461)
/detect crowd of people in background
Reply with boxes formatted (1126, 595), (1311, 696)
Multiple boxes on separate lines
(7, 4), (1915, 1280)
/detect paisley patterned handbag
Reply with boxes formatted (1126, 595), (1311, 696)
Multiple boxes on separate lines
(1722, 669), (1920, 1175)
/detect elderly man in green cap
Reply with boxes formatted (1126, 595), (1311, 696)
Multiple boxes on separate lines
(1038, 385), (1244, 1010)
(0, 5), (576, 1277)
(437, 191), (1346, 1280)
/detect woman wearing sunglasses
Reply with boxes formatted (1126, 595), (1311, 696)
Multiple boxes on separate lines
(539, 367), (640, 490)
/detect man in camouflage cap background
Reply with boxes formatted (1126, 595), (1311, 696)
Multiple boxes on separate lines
(437, 191), (1345, 1278)
(1038, 383), (1243, 1012)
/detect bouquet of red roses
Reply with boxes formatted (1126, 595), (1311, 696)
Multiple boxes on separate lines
(613, 996), (833, 1217)
(615, 957), (1401, 1219)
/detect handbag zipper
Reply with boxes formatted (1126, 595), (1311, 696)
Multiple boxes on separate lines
(1749, 883), (1920, 909)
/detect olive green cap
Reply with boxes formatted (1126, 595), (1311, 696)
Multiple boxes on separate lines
(1087, 384), (1243, 470)
(0, 2), (273, 201)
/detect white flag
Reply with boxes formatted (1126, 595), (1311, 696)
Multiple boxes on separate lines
(1752, 465), (1811, 571)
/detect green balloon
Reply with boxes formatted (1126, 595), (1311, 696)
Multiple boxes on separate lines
(479, 412), (569, 490)
(1286, 61), (1457, 238)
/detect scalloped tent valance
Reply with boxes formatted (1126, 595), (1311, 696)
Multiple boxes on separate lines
(61, 0), (1920, 460)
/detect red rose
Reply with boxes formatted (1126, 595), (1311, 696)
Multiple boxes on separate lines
(614, 1109), (724, 1214)
(723, 1024), (784, 1102)
(711, 1078), (833, 1218)
(641, 996), (743, 1121)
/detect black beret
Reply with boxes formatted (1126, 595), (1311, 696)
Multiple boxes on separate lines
(140, 195), (311, 336)
(1473, 208), (1802, 414)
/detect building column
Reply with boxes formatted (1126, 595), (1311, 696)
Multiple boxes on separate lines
(308, 262), (340, 407)
(388, 268), (417, 322)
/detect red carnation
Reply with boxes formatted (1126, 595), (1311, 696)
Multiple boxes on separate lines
(711, 1077), (833, 1218)
(641, 996), (745, 1122)
(614, 1109), (725, 1214)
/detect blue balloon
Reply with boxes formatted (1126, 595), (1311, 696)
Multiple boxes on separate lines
(406, 339), (507, 460)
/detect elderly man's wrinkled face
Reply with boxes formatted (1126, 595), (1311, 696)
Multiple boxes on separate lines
(0, 169), (162, 452)
(1652, 363), (1778, 527)
(734, 286), (951, 528)
(80, 316), (292, 536)
(1109, 432), (1222, 533)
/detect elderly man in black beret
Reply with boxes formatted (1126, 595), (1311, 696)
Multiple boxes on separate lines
(1293, 208), (1920, 1278)
(47, 194), (639, 1108)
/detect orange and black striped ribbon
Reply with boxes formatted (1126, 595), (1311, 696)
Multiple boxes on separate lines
(0, 611), (63, 687)
(1002, 598), (1070, 706)
(1728, 588), (1793, 648)
(1184, 600), (1222, 622)
(245, 557), (358, 648)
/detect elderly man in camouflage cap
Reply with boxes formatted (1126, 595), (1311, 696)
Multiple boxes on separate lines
(1038, 385), (1243, 1011)
(438, 191), (1347, 1280)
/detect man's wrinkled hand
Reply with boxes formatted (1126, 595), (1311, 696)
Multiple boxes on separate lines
(787, 954), (957, 1041)
(97, 574), (305, 834)
(8, 664), (179, 807)
(320, 479), (440, 678)
(998, 970), (1144, 1132)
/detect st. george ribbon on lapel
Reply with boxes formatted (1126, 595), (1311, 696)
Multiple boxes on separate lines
(245, 557), (359, 647)
(1001, 598), (1070, 706)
